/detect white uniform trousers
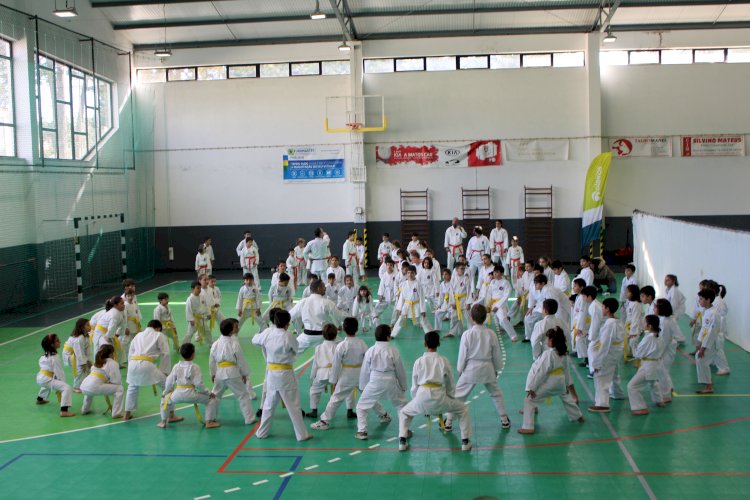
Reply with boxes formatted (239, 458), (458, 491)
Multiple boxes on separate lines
(38, 379), (73, 407)
(213, 376), (256, 424)
(627, 366), (663, 411)
(72, 365), (90, 390)
(524, 311), (543, 341)
(594, 362), (618, 408)
(297, 333), (324, 353)
(490, 311), (517, 341)
(256, 369), (310, 441)
(238, 309), (265, 335)
(521, 380), (582, 431)
(696, 349), (718, 385)
(320, 384), (362, 423)
(575, 334), (588, 359)
(183, 317), (212, 345)
(450, 378), (507, 421)
(713, 333), (730, 372)
(392, 311), (432, 338)
(399, 387), (471, 440)
(161, 389), (217, 422)
(125, 374), (166, 412)
(356, 374), (406, 433)
(81, 382), (124, 417)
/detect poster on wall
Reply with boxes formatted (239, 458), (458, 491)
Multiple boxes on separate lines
(505, 139), (569, 161)
(283, 146), (345, 182)
(681, 135), (745, 157)
(610, 136), (672, 158)
(375, 140), (501, 168)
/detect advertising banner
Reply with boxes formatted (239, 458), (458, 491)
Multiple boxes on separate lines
(283, 146), (345, 182)
(610, 136), (672, 158)
(681, 135), (745, 157)
(375, 140), (501, 168)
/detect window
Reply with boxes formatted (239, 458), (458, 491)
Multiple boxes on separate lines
(490, 54), (520, 69)
(553, 52), (584, 67)
(322, 60), (350, 75)
(694, 49), (725, 63)
(36, 54), (114, 161)
(600, 50), (628, 66)
(0, 38), (14, 157)
(727, 48), (750, 63)
(661, 49), (692, 65)
(426, 56), (455, 71)
(395, 58), (424, 72)
(259, 63), (289, 78)
(459, 56), (488, 69)
(197, 66), (227, 80)
(228, 65), (257, 78)
(522, 53), (552, 68)
(364, 58), (394, 73)
(138, 68), (166, 83)
(629, 51), (660, 65)
(167, 67), (196, 81)
(291, 62), (320, 76)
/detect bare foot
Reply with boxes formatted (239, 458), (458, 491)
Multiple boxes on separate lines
(112, 414), (123, 419)
(123, 412), (133, 421)
(577, 416), (585, 423)
(167, 415), (184, 423)
(205, 421), (221, 428)
(518, 428), (534, 435)
(36, 399), (50, 405)
(60, 411), (76, 417)
(631, 409), (649, 416)
(156, 422), (167, 428)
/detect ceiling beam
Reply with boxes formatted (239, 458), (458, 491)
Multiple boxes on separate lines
(328, 0), (357, 40)
(598, 0), (622, 32)
(612, 20), (750, 31)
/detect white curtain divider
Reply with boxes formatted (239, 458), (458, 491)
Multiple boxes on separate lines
(633, 210), (750, 352)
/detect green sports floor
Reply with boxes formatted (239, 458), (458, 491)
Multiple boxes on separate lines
(1, 277), (749, 499)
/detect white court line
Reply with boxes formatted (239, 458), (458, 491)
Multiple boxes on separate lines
(252, 480), (268, 486)
(224, 487), (240, 493)
(279, 472), (294, 478)
(479, 390), (486, 394)
(194, 495), (211, 500)
(368, 443), (380, 449)
(572, 368), (657, 500)
(304, 464), (319, 470)
(349, 450), (362, 456)
(0, 281), (183, 347)
(418, 424), (427, 429)
(472, 395), (479, 400)
(328, 457), (341, 463)
(386, 437), (398, 442)
(0, 356), (315, 444)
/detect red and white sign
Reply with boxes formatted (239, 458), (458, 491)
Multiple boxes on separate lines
(375, 140), (501, 168)
(681, 135), (745, 157)
(610, 136), (672, 158)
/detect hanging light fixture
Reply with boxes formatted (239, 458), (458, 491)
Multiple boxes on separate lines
(54, 0), (78, 17)
(155, 3), (172, 58)
(338, 40), (351, 52)
(603, 26), (617, 43)
(310, 0), (326, 20)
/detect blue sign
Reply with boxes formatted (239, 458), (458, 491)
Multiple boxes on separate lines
(283, 147), (345, 181)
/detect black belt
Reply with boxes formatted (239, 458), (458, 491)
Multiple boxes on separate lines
(304, 329), (323, 336)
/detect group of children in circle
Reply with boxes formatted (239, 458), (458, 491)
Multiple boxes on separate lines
(35, 226), (730, 447)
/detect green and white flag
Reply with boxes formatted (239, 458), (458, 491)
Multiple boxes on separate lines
(581, 152), (612, 247)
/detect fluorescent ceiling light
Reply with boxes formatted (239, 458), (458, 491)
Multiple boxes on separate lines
(311, 0), (326, 20)
(54, 7), (78, 17)
(603, 28), (617, 43)
(338, 41), (351, 52)
(154, 48), (172, 57)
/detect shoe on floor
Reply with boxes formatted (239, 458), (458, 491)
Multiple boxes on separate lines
(501, 415), (511, 429)
(378, 413), (392, 424)
(311, 420), (330, 430)
(444, 419), (453, 431)
(521, 339), (530, 343)
(461, 439), (472, 451)
(355, 431), (368, 440)
(347, 409), (357, 419)
(588, 406), (610, 413)
(716, 369), (731, 376)
(399, 437), (409, 451)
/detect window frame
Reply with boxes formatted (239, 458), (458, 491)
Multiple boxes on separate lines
(0, 37), (16, 157)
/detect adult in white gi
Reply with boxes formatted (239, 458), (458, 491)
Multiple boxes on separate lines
(304, 227), (331, 278)
(289, 280), (345, 352)
(443, 218), (467, 270)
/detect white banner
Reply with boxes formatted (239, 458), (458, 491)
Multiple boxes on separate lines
(610, 136), (672, 158)
(681, 135), (745, 157)
(375, 141), (501, 168)
(505, 139), (569, 161)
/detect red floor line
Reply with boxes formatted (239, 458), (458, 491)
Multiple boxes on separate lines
(217, 469), (750, 477)
(217, 361), (311, 473)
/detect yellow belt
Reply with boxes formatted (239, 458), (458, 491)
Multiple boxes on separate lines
(242, 298), (256, 325)
(193, 314), (205, 343)
(405, 299), (418, 325)
(487, 297), (501, 325)
(550, 367), (565, 376)
(96, 324), (108, 333)
(164, 320), (179, 350)
(131, 355), (155, 363)
(163, 385), (204, 424)
(90, 371), (108, 383)
(113, 336), (122, 360)
(218, 361), (237, 368)
(270, 300), (284, 310)
(342, 363), (362, 368)
(63, 345), (78, 376)
(454, 293), (467, 322)
(623, 322), (633, 360)
(422, 383), (443, 388)
(176, 384), (195, 389)
(128, 316), (142, 332)
(39, 369), (55, 378)
(268, 363), (293, 371)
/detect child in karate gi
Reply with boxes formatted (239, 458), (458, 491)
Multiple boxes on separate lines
(210, 318), (257, 425)
(583, 286), (603, 376)
(571, 278), (589, 363)
(433, 268), (454, 331)
(575, 256), (594, 287)
(444, 263), (472, 337)
(377, 233), (394, 265)
(654, 299), (678, 402)
(124, 320), (172, 421)
(489, 219), (508, 265)
(159, 342), (219, 428)
(123, 290), (141, 356)
(711, 283), (730, 376)
(695, 288), (719, 394)
(294, 239), (308, 289)
(352, 286), (377, 332)
(620, 264), (638, 306)
(154, 292), (180, 351)
(508, 262), (535, 322)
(475, 254), (495, 300)
(551, 260), (570, 295)
(375, 258), (397, 321)
(392, 265), (432, 338)
(399, 331), (472, 451)
(80, 344), (123, 418)
(356, 237), (366, 282)
(207, 275), (225, 335)
(36, 333), (75, 417)
(326, 256), (345, 288)
(506, 237), (525, 286)
(195, 245), (209, 278)
(485, 265), (517, 342)
(253, 310), (312, 441)
(337, 275), (358, 314)
(265, 272), (294, 325)
(624, 284), (644, 360)
(237, 274), (263, 335)
(530, 299), (569, 359)
(588, 298), (626, 413)
(447, 304), (510, 431)
(466, 226), (491, 291)
(519, 327), (583, 435)
(418, 257), (440, 315)
(342, 231), (359, 285)
(355, 324), (406, 440)
(285, 250), (298, 293)
(183, 281), (209, 345)
(305, 324), (339, 419)
(325, 273), (339, 303)
(240, 237), (260, 286)
(628, 315), (666, 415)
(63, 318), (91, 391)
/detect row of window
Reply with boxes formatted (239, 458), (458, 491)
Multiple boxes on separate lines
(602, 47), (750, 66)
(0, 37), (114, 160)
(138, 60), (350, 83)
(364, 52), (586, 73)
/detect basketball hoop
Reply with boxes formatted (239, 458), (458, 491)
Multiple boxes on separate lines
(346, 122), (364, 131)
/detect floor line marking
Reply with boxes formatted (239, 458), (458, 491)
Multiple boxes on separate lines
(0, 281), (182, 347)
(368, 443), (380, 449)
(675, 393), (750, 397)
(221, 469), (750, 477)
(194, 496), (211, 500)
(349, 450), (362, 456)
(279, 472), (294, 478)
(252, 480), (268, 486)
(304, 465), (319, 470)
(223, 487), (240, 493)
(573, 368), (656, 500)
(418, 424), (427, 429)
(328, 457), (341, 463)
(386, 437), (398, 442)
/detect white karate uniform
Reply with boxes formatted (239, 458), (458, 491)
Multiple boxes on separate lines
(489, 227), (509, 264)
(432, 280), (453, 331)
(591, 318), (625, 407)
(624, 300), (644, 357)
(236, 238), (259, 258)
(619, 275), (638, 303)
(449, 324), (506, 424)
(285, 256), (298, 292)
(37, 353), (73, 408)
(266, 283), (294, 317)
(326, 265), (345, 289)
(125, 327), (171, 412)
(443, 274), (472, 336)
(553, 272), (571, 295)
(466, 235), (491, 290)
(293, 245), (307, 287)
(320, 336), (371, 423)
(586, 301), (604, 373)
(237, 284), (263, 333)
(195, 252), (209, 276)
(628, 333), (665, 410)
(444, 226), (467, 270)
(161, 360), (218, 423)
(94, 307), (126, 364)
(204, 244), (215, 274)
(572, 294), (590, 358)
(63, 334), (90, 389)
(506, 245), (525, 286)
(356, 341), (408, 433)
(400, 351), (471, 440)
(695, 305), (719, 385)
(205, 286), (224, 341)
(509, 270), (532, 319)
(81, 358), (123, 416)
(417, 266), (440, 312)
(485, 277), (517, 341)
(522, 349), (582, 431)
(712, 296), (730, 372)
(525, 284), (570, 341)
(377, 241), (393, 264)
(324, 282), (338, 303)
(658, 315), (679, 396)
(153, 303), (179, 350)
(183, 292), (210, 344)
(356, 244), (366, 277)
(240, 245), (260, 285)
(309, 340), (338, 410)
(123, 300), (141, 356)
(210, 335), (256, 424)
(392, 279), (432, 337)
(304, 235), (330, 276)
(352, 298), (377, 330)
(375, 269), (398, 318)
(531, 315), (570, 360)
(337, 285), (358, 314)
(289, 294), (345, 352)
(342, 240), (360, 285)
(575, 267), (594, 287)
(253, 327), (310, 441)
